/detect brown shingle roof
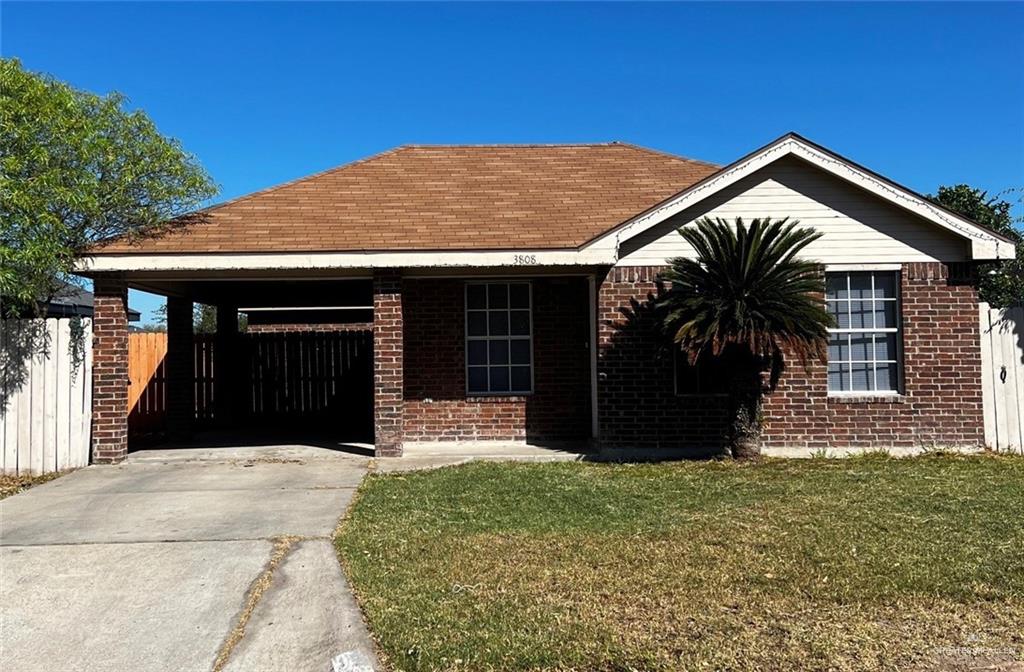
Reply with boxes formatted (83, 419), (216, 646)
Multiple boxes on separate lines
(94, 143), (719, 254)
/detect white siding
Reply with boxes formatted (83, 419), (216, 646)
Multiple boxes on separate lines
(617, 156), (968, 266)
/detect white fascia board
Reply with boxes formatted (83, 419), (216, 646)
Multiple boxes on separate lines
(587, 135), (1016, 262)
(75, 248), (617, 273)
(825, 263), (903, 272)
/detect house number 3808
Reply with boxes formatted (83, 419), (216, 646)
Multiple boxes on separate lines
(512, 254), (537, 265)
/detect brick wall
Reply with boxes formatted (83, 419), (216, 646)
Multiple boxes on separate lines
(597, 267), (729, 454)
(597, 263), (984, 453)
(91, 276), (129, 463)
(373, 271), (404, 456)
(762, 262), (984, 449)
(403, 277), (591, 442)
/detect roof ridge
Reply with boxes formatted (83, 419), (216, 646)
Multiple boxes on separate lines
(611, 141), (722, 169)
(400, 142), (621, 148)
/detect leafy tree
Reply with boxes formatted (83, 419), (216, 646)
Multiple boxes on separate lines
(0, 58), (216, 314)
(657, 217), (832, 459)
(929, 185), (1023, 307)
(194, 304), (217, 334)
(144, 302), (246, 333)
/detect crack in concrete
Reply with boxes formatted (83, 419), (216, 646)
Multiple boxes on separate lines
(211, 535), (301, 672)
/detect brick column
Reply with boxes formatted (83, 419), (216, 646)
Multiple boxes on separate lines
(214, 304), (237, 427)
(166, 296), (194, 440)
(91, 276), (129, 464)
(373, 270), (404, 457)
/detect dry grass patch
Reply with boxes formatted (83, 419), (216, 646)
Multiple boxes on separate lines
(0, 471), (68, 500)
(335, 455), (1024, 671)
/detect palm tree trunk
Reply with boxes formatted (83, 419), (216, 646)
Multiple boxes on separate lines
(727, 357), (764, 459)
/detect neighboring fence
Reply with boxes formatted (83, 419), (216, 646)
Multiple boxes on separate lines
(0, 318), (93, 475)
(127, 329), (373, 439)
(980, 303), (1024, 454)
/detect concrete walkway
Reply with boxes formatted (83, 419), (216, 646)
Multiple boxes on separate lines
(0, 450), (379, 672)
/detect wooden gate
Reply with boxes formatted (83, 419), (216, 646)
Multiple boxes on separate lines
(245, 330), (373, 437)
(980, 304), (1024, 453)
(127, 329), (373, 440)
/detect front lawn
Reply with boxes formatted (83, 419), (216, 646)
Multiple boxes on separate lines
(335, 455), (1023, 671)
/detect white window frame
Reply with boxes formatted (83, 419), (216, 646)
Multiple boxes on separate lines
(825, 269), (903, 396)
(464, 281), (534, 396)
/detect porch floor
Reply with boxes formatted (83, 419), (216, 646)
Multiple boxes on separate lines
(377, 441), (591, 472)
(127, 432), (590, 468)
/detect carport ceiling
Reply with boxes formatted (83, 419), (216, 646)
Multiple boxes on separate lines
(127, 278), (372, 309)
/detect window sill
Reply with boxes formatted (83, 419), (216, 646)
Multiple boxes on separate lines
(827, 393), (905, 404)
(466, 393), (533, 402)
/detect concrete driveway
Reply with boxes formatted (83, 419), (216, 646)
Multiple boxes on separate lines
(0, 446), (378, 672)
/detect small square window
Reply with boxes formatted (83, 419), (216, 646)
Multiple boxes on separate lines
(511, 366), (531, 391)
(489, 366), (510, 392)
(488, 340), (509, 365)
(488, 311), (509, 336)
(467, 340), (488, 366)
(510, 310), (530, 335)
(488, 284), (508, 309)
(467, 312), (487, 337)
(467, 367), (488, 393)
(467, 284), (487, 310)
(510, 340), (531, 365)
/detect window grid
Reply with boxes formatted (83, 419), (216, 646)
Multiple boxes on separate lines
(465, 282), (533, 395)
(826, 271), (901, 394)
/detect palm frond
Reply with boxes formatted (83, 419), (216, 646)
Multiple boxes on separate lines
(656, 216), (833, 370)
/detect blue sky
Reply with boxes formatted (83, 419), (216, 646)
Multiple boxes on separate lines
(3, 2), (1023, 323)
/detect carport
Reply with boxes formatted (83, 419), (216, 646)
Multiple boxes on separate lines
(82, 268), (404, 461)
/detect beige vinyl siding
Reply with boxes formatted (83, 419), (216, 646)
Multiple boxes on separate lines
(617, 156), (968, 265)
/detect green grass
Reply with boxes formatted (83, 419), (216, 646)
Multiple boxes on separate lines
(335, 455), (1024, 671)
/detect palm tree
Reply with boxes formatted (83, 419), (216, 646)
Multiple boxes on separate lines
(656, 216), (833, 459)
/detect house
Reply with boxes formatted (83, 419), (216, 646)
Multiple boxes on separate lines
(40, 281), (142, 322)
(76, 133), (1016, 462)
(3, 281), (141, 321)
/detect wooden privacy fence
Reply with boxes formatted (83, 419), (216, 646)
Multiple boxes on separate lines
(128, 332), (168, 433)
(1, 318), (93, 475)
(980, 303), (1024, 454)
(128, 329), (373, 438)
